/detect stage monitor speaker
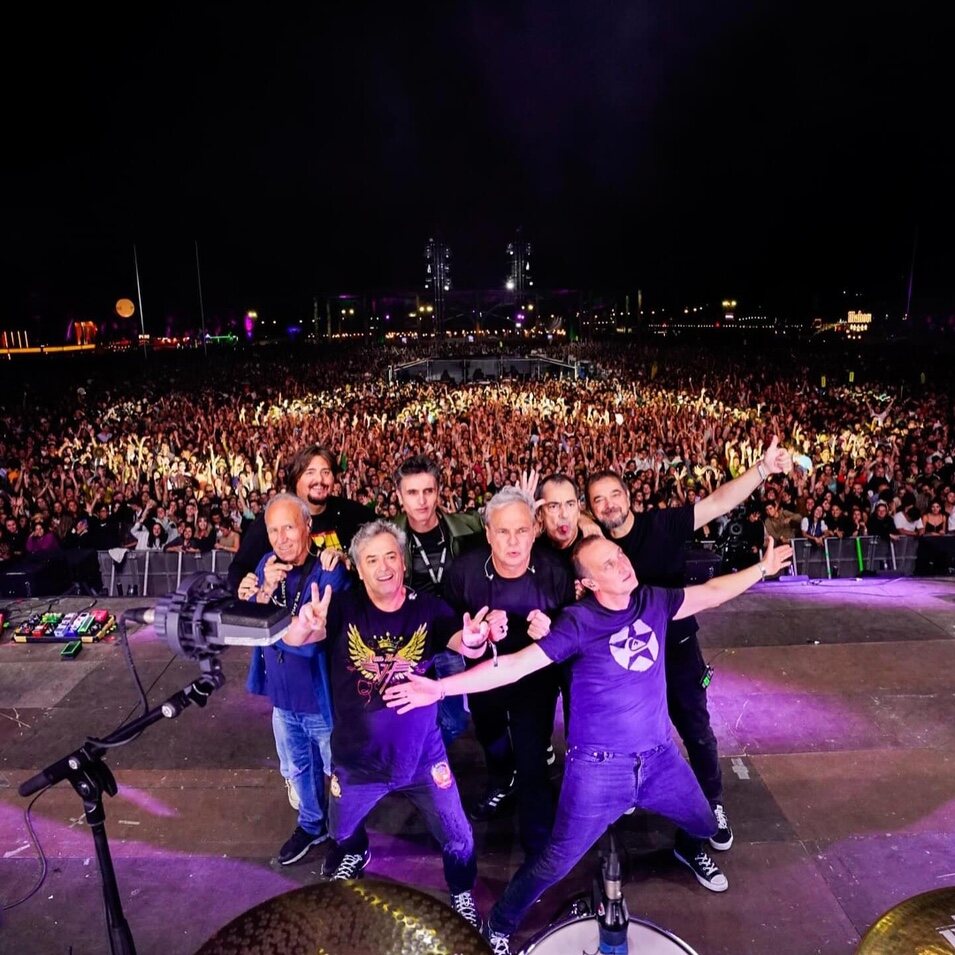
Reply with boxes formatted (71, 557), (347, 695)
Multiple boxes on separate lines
(0, 557), (70, 597)
(685, 551), (723, 584)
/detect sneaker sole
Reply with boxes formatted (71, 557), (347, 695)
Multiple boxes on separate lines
(708, 832), (734, 851)
(673, 849), (729, 892)
(279, 832), (329, 866)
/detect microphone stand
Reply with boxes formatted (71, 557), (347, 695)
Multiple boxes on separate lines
(596, 823), (629, 954)
(18, 658), (226, 955)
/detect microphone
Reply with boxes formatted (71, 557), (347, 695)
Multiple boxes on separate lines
(597, 828), (629, 954)
(125, 573), (291, 660)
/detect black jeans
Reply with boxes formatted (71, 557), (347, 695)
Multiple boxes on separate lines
(468, 670), (559, 859)
(665, 630), (722, 805)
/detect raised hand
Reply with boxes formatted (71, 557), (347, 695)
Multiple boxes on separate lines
(463, 605), (492, 647)
(526, 609), (552, 641)
(383, 673), (442, 714)
(320, 547), (350, 572)
(762, 537), (793, 577)
(298, 582), (333, 631)
(261, 555), (292, 599)
(237, 572), (259, 601)
(485, 609), (509, 643)
(762, 435), (793, 475)
(518, 467), (540, 500)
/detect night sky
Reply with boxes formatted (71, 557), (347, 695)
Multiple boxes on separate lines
(3, 3), (952, 331)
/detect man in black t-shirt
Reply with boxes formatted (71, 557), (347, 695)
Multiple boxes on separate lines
(444, 487), (575, 859)
(230, 443), (369, 595)
(585, 435), (792, 853)
(283, 519), (483, 931)
(393, 455), (484, 744)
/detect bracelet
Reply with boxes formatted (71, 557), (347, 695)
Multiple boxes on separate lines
(756, 462), (768, 482)
(437, 679), (446, 701)
(462, 636), (489, 651)
(758, 562), (767, 581)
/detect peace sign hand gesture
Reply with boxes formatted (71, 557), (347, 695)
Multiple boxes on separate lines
(286, 583), (333, 645)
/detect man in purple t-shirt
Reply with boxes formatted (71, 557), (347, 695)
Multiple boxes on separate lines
(385, 533), (792, 955)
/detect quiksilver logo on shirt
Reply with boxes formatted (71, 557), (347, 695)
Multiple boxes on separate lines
(609, 621), (659, 672)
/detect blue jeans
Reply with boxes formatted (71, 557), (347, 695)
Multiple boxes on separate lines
(327, 760), (477, 894)
(490, 740), (716, 935)
(272, 707), (332, 836)
(434, 650), (470, 744)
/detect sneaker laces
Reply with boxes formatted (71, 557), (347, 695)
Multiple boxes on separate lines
(450, 891), (479, 928)
(331, 852), (366, 880)
(486, 931), (511, 955)
(713, 804), (729, 830)
(694, 850), (720, 877)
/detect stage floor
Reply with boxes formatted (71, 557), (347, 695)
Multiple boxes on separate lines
(2, 577), (954, 954)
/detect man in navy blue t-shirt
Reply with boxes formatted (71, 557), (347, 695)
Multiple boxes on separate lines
(384, 533), (792, 954)
(284, 519), (487, 932)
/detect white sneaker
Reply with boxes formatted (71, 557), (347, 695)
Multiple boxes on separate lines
(285, 777), (300, 811)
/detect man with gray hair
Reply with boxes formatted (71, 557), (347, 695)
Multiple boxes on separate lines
(244, 493), (351, 866)
(282, 519), (484, 931)
(442, 486), (575, 859)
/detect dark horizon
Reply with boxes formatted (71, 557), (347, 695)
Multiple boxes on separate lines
(3, 4), (953, 334)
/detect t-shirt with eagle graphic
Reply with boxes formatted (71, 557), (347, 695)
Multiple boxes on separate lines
(326, 588), (458, 782)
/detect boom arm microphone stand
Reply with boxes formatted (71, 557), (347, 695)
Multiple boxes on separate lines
(16, 574), (291, 955)
(18, 658), (226, 955)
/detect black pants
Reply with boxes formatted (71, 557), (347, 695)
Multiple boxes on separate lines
(665, 630), (722, 805)
(468, 670), (559, 859)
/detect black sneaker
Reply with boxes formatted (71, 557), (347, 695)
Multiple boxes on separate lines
(673, 846), (729, 892)
(277, 826), (328, 866)
(327, 848), (371, 880)
(709, 803), (734, 851)
(450, 890), (481, 932)
(482, 925), (511, 955)
(468, 775), (516, 822)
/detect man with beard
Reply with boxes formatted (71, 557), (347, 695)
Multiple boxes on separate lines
(585, 436), (792, 854)
(230, 444), (369, 594)
(283, 520), (483, 932)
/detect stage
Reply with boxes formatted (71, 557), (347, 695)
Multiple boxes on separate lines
(2, 577), (954, 954)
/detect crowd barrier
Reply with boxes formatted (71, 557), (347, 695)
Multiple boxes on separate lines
(96, 550), (236, 596)
(786, 535), (942, 579)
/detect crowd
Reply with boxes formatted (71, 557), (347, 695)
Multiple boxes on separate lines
(1, 341), (953, 571)
(3, 339), (954, 953)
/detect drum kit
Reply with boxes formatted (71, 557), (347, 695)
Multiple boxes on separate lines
(192, 863), (955, 955)
(853, 887), (955, 955)
(193, 826), (702, 955)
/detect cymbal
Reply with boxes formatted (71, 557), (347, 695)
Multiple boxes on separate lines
(194, 879), (490, 955)
(855, 887), (955, 954)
